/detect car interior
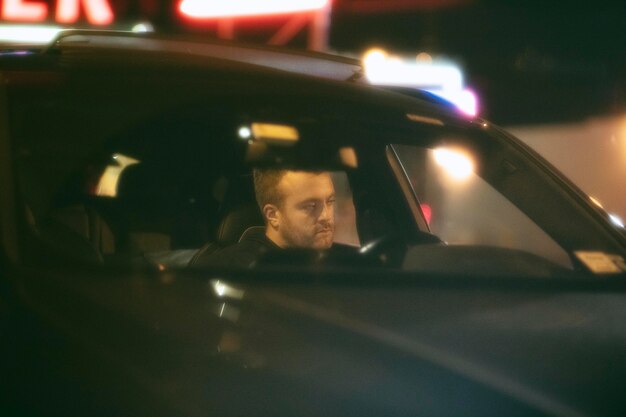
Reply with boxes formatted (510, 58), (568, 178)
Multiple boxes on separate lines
(13, 89), (618, 277)
(16, 101), (377, 270)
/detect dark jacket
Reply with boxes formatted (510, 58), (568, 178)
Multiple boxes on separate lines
(193, 227), (281, 268)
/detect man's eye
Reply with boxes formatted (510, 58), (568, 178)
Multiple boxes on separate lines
(328, 198), (336, 205)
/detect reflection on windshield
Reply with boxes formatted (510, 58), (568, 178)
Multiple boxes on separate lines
(393, 143), (573, 269)
(433, 147), (474, 181)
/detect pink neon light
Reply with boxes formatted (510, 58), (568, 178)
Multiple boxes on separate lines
(179, 0), (330, 18)
(2, 0), (47, 21)
(420, 203), (432, 226)
(56, 0), (114, 25)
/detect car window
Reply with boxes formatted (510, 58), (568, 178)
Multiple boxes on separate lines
(6, 57), (621, 275)
(391, 143), (573, 269)
(11, 84), (364, 269)
(330, 172), (360, 247)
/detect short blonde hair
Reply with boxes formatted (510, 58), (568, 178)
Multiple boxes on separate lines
(252, 169), (288, 211)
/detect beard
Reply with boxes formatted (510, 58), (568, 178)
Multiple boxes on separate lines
(312, 224), (334, 249)
(281, 218), (334, 249)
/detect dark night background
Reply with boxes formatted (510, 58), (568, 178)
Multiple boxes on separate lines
(150, 0), (626, 125)
(329, 1), (626, 124)
(8, 0), (624, 125)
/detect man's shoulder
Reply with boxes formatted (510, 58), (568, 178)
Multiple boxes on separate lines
(192, 227), (278, 268)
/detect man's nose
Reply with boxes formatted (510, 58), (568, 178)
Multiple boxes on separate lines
(319, 203), (332, 221)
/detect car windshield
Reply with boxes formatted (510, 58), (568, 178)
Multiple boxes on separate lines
(5, 46), (625, 278)
(391, 143), (572, 268)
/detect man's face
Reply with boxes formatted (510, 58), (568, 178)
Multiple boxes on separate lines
(270, 171), (335, 249)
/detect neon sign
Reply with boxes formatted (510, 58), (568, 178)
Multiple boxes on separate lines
(0, 0), (331, 48)
(178, 0), (330, 19)
(2, 0), (114, 24)
(1, 0), (331, 29)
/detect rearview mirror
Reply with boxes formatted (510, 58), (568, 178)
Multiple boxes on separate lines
(240, 121), (358, 170)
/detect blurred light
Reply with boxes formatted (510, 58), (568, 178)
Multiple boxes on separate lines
(210, 279), (245, 300)
(416, 52), (432, 63)
(364, 56), (463, 92)
(420, 203), (432, 225)
(339, 147), (358, 168)
(56, 0), (114, 25)
(359, 241), (376, 254)
(433, 148), (474, 181)
(589, 196), (604, 209)
(214, 281), (226, 296)
(362, 50), (478, 116)
(131, 22), (154, 32)
(435, 88), (478, 116)
(112, 153), (139, 167)
(2, 0), (47, 21)
(406, 113), (444, 126)
(95, 153), (140, 197)
(387, 56), (403, 65)
(458, 89), (478, 117)
(0, 50), (32, 56)
(179, 0), (329, 18)
(0, 25), (62, 43)
(363, 48), (387, 67)
(251, 122), (299, 144)
(237, 126), (252, 139)
(609, 213), (624, 229)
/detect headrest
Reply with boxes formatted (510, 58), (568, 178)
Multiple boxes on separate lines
(116, 163), (178, 210)
(215, 203), (263, 246)
(238, 226), (266, 243)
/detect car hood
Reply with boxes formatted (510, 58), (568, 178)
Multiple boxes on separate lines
(16, 268), (626, 417)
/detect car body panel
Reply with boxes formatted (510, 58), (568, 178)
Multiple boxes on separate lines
(6, 266), (626, 416)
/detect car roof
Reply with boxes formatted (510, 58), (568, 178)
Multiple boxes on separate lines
(49, 30), (366, 82)
(3, 29), (473, 116)
(1, 30), (471, 126)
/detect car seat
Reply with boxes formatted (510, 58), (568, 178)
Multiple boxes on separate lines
(188, 175), (263, 266)
(25, 203), (115, 265)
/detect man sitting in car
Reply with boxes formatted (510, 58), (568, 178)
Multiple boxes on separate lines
(193, 169), (336, 268)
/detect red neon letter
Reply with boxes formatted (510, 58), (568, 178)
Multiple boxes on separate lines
(56, 0), (114, 25)
(2, 0), (47, 21)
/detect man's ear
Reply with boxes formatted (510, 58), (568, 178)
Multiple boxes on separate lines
(263, 204), (280, 228)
